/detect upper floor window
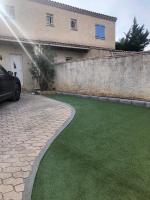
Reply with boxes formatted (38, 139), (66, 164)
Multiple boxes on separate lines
(5, 5), (15, 20)
(46, 13), (54, 26)
(71, 19), (77, 31)
(66, 57), (72, 62)
(95, 24), (105, 40)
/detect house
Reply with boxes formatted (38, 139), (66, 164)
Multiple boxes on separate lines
(0, 0), (117, 90)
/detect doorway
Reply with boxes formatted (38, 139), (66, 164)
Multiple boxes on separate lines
(10, 54), (23, 85)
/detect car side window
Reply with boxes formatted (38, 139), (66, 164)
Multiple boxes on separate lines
(0, 65), (7, 75)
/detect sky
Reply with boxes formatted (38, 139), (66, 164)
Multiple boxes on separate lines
(54, 0), (150, 50)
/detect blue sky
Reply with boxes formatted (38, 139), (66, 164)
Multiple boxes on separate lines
(54, 0), (150, 50)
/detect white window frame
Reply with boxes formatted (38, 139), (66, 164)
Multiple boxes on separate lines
(46, 13), (54, 26)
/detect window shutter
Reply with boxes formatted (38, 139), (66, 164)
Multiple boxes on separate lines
(95, 24), (105, 39)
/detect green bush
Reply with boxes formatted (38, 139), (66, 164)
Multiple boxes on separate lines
(30, 46), (55, 91)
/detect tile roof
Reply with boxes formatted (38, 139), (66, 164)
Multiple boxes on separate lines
(31, 0), (117, 22)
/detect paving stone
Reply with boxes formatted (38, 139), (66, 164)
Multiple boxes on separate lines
(3, 191), (22, 200)
(15, 184), (24, 192)
(19, 157), (35, 162)
(0, 185), (13, 193)
(3, 167), (22, 173)
(21, 166), (32, 172)
(3, 178), (23, 186)
(0, 94), (73, 200)
(0, 173), (12, 180)
(13, 171), (30, 179)
(12, 162), (29, 167)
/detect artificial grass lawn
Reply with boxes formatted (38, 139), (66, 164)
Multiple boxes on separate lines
(32, 95), (150, 200)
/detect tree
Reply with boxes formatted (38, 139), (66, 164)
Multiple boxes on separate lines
(116, 18), (150, 51)
(30, 46), (55, 91)
(116, 38), (126, 51)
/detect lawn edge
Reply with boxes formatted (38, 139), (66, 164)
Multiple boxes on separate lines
(56, 91), (150, 108)
(22, 95), (76, 200)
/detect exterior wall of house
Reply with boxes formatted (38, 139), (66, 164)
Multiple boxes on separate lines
(53, 48), (114, 63)
(0, 0), (116, 49)
(0, 42), (33, 90)
(51, 47), (88, 63)
(0, 42), (89, 90)
(85, 48), (113, 58)
(0, 0), (117, 91)
(55, 53), (150, 101)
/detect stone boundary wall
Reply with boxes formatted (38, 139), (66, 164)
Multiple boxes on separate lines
(106, 50), (150, 58)
(55, 52), (150, 101)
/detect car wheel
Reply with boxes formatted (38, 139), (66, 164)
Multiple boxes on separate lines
(12, 83), (21, 101)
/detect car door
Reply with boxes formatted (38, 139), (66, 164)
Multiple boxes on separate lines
(0, 65), (6, 96)
(0, 65), (13, 97)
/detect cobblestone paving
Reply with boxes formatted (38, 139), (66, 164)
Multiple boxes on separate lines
(0, 94), (73, 200)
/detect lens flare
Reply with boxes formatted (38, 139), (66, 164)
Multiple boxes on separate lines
(0, 3), (35, 64)
(0, 2), (53, 87)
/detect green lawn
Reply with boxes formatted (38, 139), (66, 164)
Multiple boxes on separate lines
(32, 95), (150, 200)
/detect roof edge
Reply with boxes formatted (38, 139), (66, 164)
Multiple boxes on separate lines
(30, 0), (117, 22)
(0, 35), (115, 50)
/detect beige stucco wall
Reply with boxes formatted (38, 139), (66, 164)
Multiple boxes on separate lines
(49, 47), (115, 63)
(0, 41), (90, 90)
(85, 48), (113, 58)
(52, 47), (87, 63)
(0, 0), (116, 49)
(0, 42), (33, 90)
(55, 54), (150, 100)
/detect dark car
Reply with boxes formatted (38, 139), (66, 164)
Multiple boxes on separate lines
(0, 65), (21, 102)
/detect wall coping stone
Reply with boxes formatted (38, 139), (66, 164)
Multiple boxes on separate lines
(56, 50), (150, 65)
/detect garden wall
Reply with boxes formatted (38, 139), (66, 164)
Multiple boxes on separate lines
(55, 52), (150, 100)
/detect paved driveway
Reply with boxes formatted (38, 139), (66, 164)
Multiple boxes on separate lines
(0, 94), (74, 200)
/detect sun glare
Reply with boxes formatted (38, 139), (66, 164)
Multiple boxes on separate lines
(0, 2), (36, 65)
(0, 0), (53, 82)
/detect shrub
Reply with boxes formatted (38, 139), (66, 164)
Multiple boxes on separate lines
(30, 46), (55, 91)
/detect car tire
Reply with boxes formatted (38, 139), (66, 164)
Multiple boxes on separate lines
(11, 83), (21, 101)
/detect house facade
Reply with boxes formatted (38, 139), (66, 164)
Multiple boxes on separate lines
(0, 0), (117, 90)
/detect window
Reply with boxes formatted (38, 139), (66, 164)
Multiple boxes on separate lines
(46, 13), (54, 26)
(5, 5), (15, 19)
(71, 19), (77, 31)
(66, 57), (72, 62)
(95, 24), (105, 40)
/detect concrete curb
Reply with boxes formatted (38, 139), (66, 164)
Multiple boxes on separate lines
(56, 91), (150, 108)
(22, 96), (76, 200)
